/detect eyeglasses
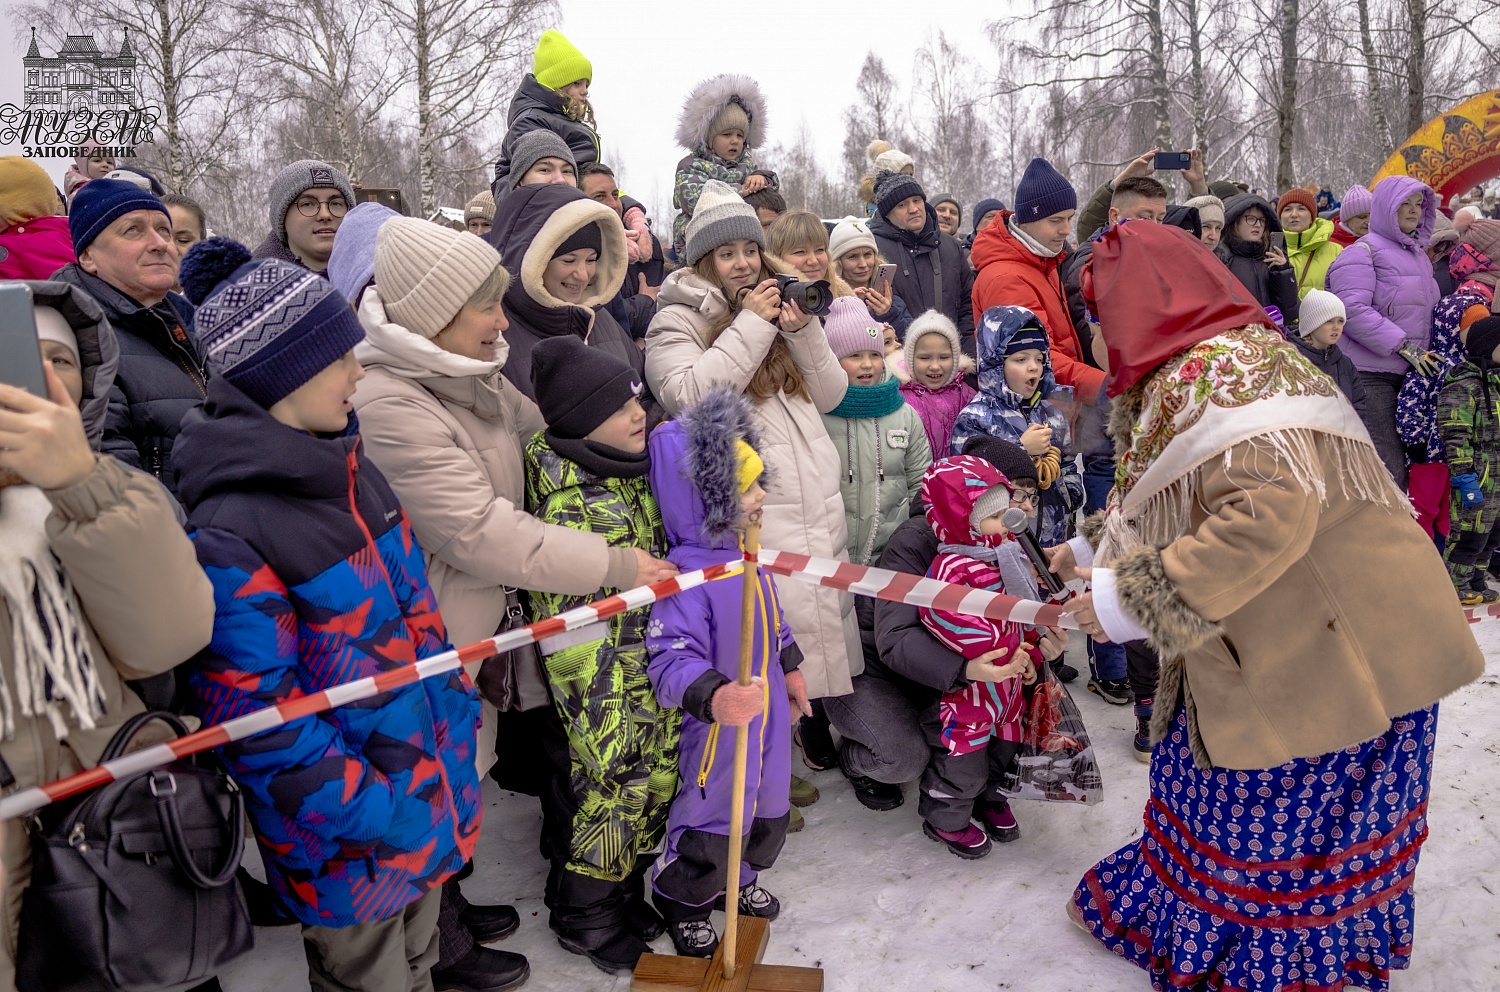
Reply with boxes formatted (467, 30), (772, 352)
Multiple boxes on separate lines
(1010, 489), (1039, 506)
(294, 195), (348, 218)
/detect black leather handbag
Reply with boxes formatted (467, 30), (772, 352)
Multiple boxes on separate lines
(15, 711), (254, 992)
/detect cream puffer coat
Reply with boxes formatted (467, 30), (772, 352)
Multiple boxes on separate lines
(0, 458), (215, 986)
(645, 268), (861, 698)
(352, 288), (638, 763)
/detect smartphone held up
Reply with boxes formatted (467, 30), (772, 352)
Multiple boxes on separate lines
(1153, 151), (1193, 171)
(0, 283), (48, 400)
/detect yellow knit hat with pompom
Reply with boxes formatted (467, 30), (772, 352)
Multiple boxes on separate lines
(533, 30), (591, 91)
(734, 439), (763, 493)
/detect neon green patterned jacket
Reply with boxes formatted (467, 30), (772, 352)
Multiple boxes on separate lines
(523, 432), (680, 880)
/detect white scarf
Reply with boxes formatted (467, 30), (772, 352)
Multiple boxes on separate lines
(355, 286), (507, 380)
(1007, 217), (1062, 259)
(0, 485), (105, 740)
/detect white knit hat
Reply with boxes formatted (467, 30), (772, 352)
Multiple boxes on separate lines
(873, 147), (914, 174)
(828, 216), (877, 261)
(684, 179), (764, 265)
(374, 217), (502, 338)
(1184, 194), (1225, 229)
(903, 310), (963, 389)
(1297, 289), (1346, 338)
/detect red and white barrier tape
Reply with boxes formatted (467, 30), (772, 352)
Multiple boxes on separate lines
(1464, 603), (1500, 625)
(0, 550), (1072, 821)
(759, 549), (1070, 629)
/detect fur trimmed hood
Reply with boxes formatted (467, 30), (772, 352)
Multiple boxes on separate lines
(648, 389), (770, 550)
(21, 278), (118, 448)
(675, 74), (768, 152)
(490, 182), (626, 309)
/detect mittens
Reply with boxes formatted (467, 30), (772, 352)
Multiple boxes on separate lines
(1452, 472), (1484, 509)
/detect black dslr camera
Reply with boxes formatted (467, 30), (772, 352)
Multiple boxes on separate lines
(771, 274), (832, 316)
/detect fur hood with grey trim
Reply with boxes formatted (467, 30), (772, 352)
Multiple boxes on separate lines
(21, 279), (119, 448)
(674, 74), (769, 152)
(649, 388), (771, 550)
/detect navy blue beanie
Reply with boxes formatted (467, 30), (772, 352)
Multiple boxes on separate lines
(972, 198), (1006, 232)
(181, 237), (366, 408)
(1004, 323), (1049, 357)
(68, 178), (170, 255)
(1013, 158), (1077, 224)
(874, 169), (926, 220)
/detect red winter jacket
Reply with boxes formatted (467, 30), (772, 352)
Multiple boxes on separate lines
(970, 211), (1104, 402)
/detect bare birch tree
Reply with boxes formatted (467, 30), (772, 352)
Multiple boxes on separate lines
(376, 0), (553, 215)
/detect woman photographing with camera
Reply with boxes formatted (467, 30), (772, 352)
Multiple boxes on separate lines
(645, 180), (861, 729)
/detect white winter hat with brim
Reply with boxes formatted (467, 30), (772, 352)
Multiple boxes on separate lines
(1297, 289), (1346, 338)
(828, 216), (877, 261)
(1184, 194), (1225, 229)
(903, 310), (963, 389)
(375, 217), (502, 339)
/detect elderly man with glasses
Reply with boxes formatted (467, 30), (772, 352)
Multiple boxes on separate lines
(253, 160), (356, 274)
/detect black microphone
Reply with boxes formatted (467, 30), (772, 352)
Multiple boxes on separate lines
(1002, 507), (1065, 596)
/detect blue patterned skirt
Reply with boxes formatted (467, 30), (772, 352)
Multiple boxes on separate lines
(1072, 706), (1438, 992)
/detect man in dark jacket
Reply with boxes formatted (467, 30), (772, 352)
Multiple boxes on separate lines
(51, 178), (204, 501)
(868, 171), (975, 351)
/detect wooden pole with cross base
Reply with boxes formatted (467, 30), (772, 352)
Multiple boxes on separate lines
(632, 520), (824, 992)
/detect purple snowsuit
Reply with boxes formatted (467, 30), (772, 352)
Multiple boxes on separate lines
(645, 395), (800, 921)
(1326, 175), (1440, 374)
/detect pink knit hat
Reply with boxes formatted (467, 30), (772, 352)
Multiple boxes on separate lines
(1341, 184), (1374, 220)
(822, 296), (885, 359)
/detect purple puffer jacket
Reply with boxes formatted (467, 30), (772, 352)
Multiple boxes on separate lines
(1326, 175), (1440, 373)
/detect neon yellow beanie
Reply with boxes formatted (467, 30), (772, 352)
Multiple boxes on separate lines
(734, 439), (764, 493)
(533, 30), (592, 91)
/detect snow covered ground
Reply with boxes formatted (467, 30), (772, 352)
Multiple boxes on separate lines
(221, 626), (1500, 992)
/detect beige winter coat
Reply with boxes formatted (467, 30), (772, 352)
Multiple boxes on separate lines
(0, 457), (215, 988)
(352, 290), (637, 756)
(645, 268), (861, 698)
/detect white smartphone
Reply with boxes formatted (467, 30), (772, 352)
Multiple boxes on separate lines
(875, 263), (897, 293)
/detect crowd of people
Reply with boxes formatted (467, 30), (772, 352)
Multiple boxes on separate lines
(0, 24), (1491, 992)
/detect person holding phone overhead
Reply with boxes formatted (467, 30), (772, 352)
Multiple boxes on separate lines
(1075, 147), (1211, 243)
(1215, 193), (1300, 327)
(829, 216), (912, 336)
(0, 279), (216, 992)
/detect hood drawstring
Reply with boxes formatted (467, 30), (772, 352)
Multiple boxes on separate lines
(845, 419), (886, 566)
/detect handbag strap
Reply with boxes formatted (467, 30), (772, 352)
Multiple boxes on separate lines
(151, 769), (244, 889)
(100, 710), (191, 762)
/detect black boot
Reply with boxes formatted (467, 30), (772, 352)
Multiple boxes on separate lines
(460, 902), (520, 943)
(620, 853), (665, 941)
(553, 922), (651, 975)
(237, 867), (295, 927)
(839, 741), (904, 811)
(795, 711), (838, 771)
(430, 945), (530, 992)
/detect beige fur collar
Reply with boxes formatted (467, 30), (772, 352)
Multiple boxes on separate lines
(518, 197), (628, 309)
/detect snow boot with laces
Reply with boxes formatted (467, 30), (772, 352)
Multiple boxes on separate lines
(666, 920), (718, 958)
(714, 882), (780, 920)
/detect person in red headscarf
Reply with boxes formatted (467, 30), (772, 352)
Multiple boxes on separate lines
(1046, 220), (1481, 992)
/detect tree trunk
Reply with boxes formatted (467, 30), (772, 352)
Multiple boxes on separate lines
(1404, 0), (1428, 139)
(1355, 0), (1393, 152)
(415, 0), (434, 217)
(1275, 0), (1299, 191)
(1183, 0), (1210, 160)
(155, 0), (182, 190)
(1146, 0), (1172, 150)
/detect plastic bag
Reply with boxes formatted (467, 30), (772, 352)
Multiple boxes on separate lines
(999, 661), (1104, 805)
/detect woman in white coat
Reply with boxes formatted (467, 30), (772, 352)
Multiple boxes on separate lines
(645, 181), (859, 706)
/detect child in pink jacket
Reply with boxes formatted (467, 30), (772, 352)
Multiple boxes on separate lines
(899, 310), (976, 460)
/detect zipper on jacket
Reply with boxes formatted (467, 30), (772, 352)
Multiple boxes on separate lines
(152, 308), (207, 398)
(344, 446), (404, 614)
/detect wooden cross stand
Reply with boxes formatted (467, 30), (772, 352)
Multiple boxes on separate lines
(633, 520), (824, 992)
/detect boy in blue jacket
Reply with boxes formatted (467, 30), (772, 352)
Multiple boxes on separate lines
(172, 240), (484, 992)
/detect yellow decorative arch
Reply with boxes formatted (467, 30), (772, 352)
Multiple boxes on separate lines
(1373, 90), (1500, 203)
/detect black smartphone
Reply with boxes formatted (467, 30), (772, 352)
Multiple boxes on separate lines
(1268, 232), (1285, 252)
(354, 187), (406, 216)
(0, 283), (48, 398)
(1153, 151), (1193, 171)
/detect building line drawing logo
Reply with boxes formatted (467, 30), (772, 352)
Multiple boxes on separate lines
(0, 27), (158, 159)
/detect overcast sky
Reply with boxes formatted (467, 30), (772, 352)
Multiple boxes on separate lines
(0, 0), (1017, 220)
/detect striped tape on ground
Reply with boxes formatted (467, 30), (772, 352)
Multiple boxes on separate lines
(0, 548), (1073, 821)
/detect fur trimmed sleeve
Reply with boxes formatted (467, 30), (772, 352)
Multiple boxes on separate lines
(1109, 546), (1222, 658)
